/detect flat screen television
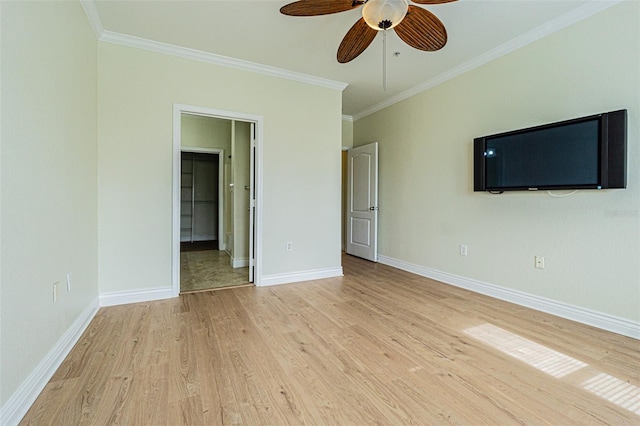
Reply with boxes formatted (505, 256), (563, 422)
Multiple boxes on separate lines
(474, 109), (627, 192)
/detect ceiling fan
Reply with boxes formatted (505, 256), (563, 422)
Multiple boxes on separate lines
(280, 0), (457, 63)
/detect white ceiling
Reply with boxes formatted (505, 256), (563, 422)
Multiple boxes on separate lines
(92, 0), (612, 117)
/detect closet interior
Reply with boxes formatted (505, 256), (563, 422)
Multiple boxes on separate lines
(180, 152), (219, 248)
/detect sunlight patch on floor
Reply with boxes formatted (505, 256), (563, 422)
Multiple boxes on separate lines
(582, 373), (640, 415)
(465, 323), (640, 417)
(464, 323), (587, 378)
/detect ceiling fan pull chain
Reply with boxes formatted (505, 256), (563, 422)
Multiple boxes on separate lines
(383, 29), (387, 91)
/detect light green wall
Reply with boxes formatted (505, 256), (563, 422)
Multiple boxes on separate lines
(342, 118), (354, 149)
(0, 1), (98, 406)
(354, 2), (640, 321)
(181, 114), (231, 151)
(97, 42), (343, 292)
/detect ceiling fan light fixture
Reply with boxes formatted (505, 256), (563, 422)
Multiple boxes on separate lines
(362, 0), (409, 31)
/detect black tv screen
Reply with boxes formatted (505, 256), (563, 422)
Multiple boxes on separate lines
(474, 110), (627, 192)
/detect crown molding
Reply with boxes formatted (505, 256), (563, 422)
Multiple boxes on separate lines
(342, 115), (354, 122)
(353, 0), (625, 121)
(79, 0), (347, 91)
(99, 31), (348, 91)
(80, 0), (104, 39)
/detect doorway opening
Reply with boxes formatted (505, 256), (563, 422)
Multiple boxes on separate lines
(180, 149), (245, 292)
(172, 104), (262, 296)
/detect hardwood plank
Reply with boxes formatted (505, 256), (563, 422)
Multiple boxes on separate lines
(20, 254), (640, 425)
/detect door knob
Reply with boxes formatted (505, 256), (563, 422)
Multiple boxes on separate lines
(369, 206), (378, 211)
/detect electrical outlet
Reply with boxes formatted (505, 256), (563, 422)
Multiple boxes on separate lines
(286, 242), (293, 252)
(53, 282), (59, 303)
(66, 273), (72, 292)
(460, 244), (468, 256)
(535, 256), (545, 269)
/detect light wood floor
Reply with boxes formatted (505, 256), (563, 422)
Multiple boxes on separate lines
(181, 249), (249, 292)
(21, 255), (640, 425)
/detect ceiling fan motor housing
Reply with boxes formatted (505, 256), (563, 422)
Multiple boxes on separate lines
(362, 0), (409, 31)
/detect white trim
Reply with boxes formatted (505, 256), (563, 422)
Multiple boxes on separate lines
(248, 121), (256, 283)
(259, 267), (344, 287)
(173, 104), (264, 293)
(79, 0), (347, 91)
(99, 30), (348, 92)
(342, 115), (354, 122)
(353, 0), (624, 121)
(180, 146), (225, 251)
(378, 255), (640, 340)
(231, 257), (250, 269)
(0, 300), (99, 426)
(79, 0), (103, 39)
(99, 287), (173, 307)
(180, 146), (224, 154)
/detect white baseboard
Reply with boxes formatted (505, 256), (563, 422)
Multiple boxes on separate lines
(230, 257), (249, 268)
(0, 299), (99, 426)
(378, 255), (640, 340)
(99, 287), (174, 307)
(259, 267), (344, 287)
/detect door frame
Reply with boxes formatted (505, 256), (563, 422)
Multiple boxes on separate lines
(180, 147), (224, 249)
(172, 104), (264, 296)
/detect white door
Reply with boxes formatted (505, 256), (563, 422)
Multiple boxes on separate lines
(248, 122), (256, 282)
(346, 142), (378, 261)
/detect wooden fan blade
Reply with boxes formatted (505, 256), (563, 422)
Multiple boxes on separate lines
(337, 18), (378, 63)
(280, 0), (362, 16)
(411, 0), (457, 4)
(394, 5), (447, 51)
